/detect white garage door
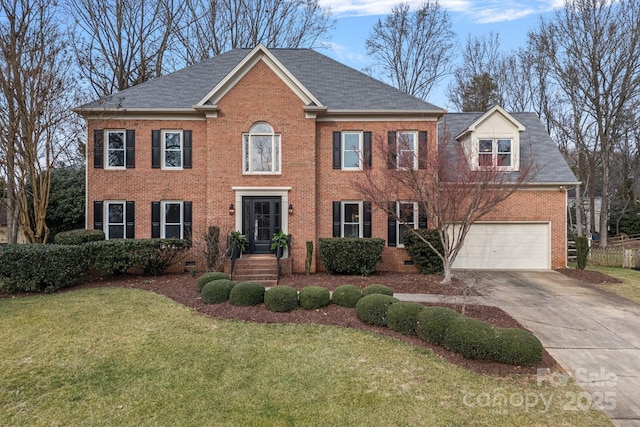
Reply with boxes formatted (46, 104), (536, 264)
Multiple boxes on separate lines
(452, 223), (550, 270)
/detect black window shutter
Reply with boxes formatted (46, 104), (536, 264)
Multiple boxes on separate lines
(418, 204), (428, 229)
(126, 201), (135, 238)
(363, 202), (372, 238)
(151, 201), (161, 238)
(126, 130), (135, 168)
(152, 130), (161, 168)
(93, 201), (103, 230)
(363, 131), (372, 169)
(388, 202), (397, 247)
(332, 201), (341, 237)
(183, 130), (192, 169)
(387, 131), (396, 169)
(332, 131), (341, 169)
(183, 201), (192, 239)
(418, 131), (428, 169)
(94, 130), (104, 169)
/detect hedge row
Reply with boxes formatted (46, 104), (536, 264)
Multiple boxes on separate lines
(195, 273), (544, 367)
(0, 238), (191, 294)
(318, 238), (384, 276)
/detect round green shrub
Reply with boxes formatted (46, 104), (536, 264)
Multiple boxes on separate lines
(443, 316), (497, 361)
(201, 279), (236, 304)
(361, 284), (393, 297)
(197, 272), (230, 291)
(332, 284), (362, 308)
(228, 282), (266, 306)
(355, 294), (399, 326)
(299, 286), (331, 309)
(264, 286), (299, 312)
(415, 306), (461, 346)
(386, 302), (426, 336)
(493, 328), (543, 366)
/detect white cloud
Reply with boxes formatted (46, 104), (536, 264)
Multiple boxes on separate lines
(319, 0), (562, 23)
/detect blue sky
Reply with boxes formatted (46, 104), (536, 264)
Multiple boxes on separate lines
(316, 0), (564, 109)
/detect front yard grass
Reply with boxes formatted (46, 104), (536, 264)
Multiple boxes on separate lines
(1, 287), (611, 426)
(586, 265), (640, 305)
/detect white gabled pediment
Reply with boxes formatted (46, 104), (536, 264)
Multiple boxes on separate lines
(455, 105), (525, 141)
(196, 43), (324, 110)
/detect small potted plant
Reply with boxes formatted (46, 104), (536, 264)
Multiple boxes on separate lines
(229, 231), (247, 258)
(270, 229), (290, 258)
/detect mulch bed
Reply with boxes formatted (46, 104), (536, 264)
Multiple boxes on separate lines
(5, 268), (620, 377)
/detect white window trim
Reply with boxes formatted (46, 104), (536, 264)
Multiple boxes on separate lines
(161, 200), (183, 239)
(104, 200), (126, 240)
(341, 131), (363, 171)
(396, 131), (418, 170)
(341, 201), (363, 237)
(396, 201), (418, 248)
(162, 130), (183, 170)
(475, 137), (516, 171)
(242, 123), (282, 175)
(105, 130), (126, 170)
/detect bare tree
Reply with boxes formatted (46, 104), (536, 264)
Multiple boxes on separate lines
(176, 0), (334, 66)
(66, 0), (187, 97)
(353, 127), (535, 284)
(447, 32), (504, 111)
(529, 0), (640, 247)
(0, 0), (80, 243)
(365, 1), (455, 101)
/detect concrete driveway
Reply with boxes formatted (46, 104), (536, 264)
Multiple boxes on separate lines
(481, 270), (640, 427)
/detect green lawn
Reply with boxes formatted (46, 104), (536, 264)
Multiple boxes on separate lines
(586, 265), (640, 305)
(1, 287), (611, 426)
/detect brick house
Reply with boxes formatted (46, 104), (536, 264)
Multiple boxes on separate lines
(75, 44), (577, 273)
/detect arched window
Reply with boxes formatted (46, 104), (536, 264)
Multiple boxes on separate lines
(242, 122), (281, 174)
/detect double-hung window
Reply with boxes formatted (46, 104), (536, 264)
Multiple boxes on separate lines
(332, 201), (372, 238)
(396, 131), (418, 169)
(162, 201), (183, 238)
(396, 202), (417, 247)
(163, 131), (183, 169)
(342, 132), (362, 170)
(478, 138), (512, 168)
(151, 200), (192, 240)
(243, 122), (281, 174)
(93, 200), (135, 239)
(105, 201), (125, 239)
(106, 130), (126, 169)
(151, 130), (192, 169)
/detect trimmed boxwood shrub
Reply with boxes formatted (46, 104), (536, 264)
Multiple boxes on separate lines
(493, 328), (543, 366)
(319, 238), (385, 276)
(299, 286), (330, 309)
(54, 229), (105, 245)
(264, 286), (299, 312)
(355, 294), (399, 326)
(197, 272), (230, 291)
(228, 282), (265, 306)
(402, 229), (444, 274)
(332, 284), (361, 308)
(362, 284), (393, 297)
(443, 316), (497, 361)
(415, 306), (461, 346)
(0, 244), (89, 293)
(201, 279), (236, 304)
(386, 302), (426, 336)
(87, 238), (191, 276)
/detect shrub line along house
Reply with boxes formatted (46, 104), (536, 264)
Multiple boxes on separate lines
(74, 44), (578, 274)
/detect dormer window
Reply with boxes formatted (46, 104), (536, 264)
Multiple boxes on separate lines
(478, 138), (512, 168)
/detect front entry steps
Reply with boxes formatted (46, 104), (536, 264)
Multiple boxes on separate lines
(229, 255), (291, 287)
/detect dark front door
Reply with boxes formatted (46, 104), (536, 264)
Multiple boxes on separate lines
(242, 197), (281, 254)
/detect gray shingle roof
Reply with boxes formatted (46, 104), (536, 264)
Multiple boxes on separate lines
(441, 112), (578, 185)
(76, 48), (443, 112)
